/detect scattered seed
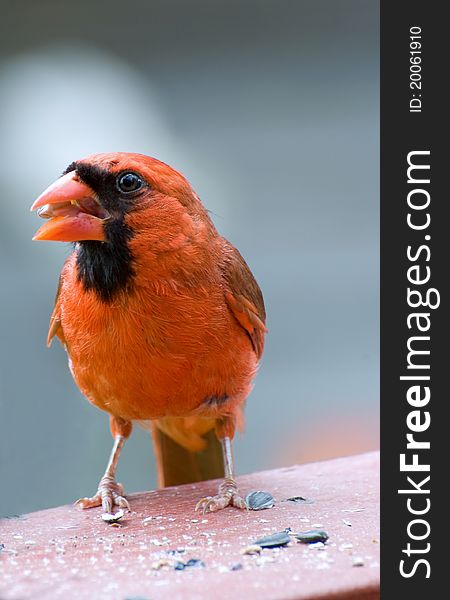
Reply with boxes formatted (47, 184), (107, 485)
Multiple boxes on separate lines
(241, 544), (262, 555)
(101, 509), (124, 524)
(151, 559), (171, 570)
(254, 531), (291, 548)
(185, 559), (205, 568)
(230, 562), (243, 571)
(285, 496), (314, 504)
(174, 558), (205, 570)
(151, 539), (164, 546)
(295, 530), (329, 544)
(342, 519), (352, 527)
(166, 549), (186, 556)
(246, 491), (275, 511)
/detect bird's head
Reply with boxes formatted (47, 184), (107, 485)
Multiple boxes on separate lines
(31, 153), (218, 301)
(31, 152), (211, 244)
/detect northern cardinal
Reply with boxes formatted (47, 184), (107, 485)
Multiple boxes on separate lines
(31, 153), (266, 515)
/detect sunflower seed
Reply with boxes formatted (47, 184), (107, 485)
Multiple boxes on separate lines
(174, 558), (205, 570)
(185, 558), (205, 568)
(246, 491), (275, 511)
(254, 531), (291, 548)
(295, 530), (329, 544)
(285, 496), (314, 504)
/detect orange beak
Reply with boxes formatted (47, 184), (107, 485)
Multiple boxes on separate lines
(31, 171), (109, 242)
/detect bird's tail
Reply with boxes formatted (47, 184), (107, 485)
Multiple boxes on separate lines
(151, 416), (224, 487)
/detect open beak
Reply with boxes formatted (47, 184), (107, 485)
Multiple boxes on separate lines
(31, 171), (109, 242)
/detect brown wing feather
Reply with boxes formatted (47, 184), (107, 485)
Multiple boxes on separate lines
(47, 272), (66, 347)
(222, 241), (267, 359)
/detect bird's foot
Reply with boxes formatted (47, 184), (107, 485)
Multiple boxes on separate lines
(195, 478), (248, 513)
(75, 475), (129, 514)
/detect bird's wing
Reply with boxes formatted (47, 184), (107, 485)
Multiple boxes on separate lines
(47, 272), (66, 347)
(222, 242), (267, 360)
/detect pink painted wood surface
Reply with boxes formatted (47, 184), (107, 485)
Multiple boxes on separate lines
(0, 452), (379, 600)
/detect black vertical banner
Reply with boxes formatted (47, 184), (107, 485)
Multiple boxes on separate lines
(381, 1), (445, 596)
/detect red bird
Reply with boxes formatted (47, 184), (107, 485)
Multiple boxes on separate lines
(31, 153), (266, 515)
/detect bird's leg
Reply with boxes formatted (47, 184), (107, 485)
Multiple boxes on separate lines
(75, 416), (132, 514)
(195, 418), (247, 513)
(75, 435), (129, 513)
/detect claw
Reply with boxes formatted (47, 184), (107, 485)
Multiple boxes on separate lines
(75, 479), (129, 514)
(195, 496), (213, 513)
(232, 495), (248, 510)
(195, 480), (248, 513)
(195, 495), (230, 513)
(75, 494), (102, 510)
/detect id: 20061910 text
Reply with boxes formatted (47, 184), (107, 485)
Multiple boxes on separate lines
(409, 26), (422, 113)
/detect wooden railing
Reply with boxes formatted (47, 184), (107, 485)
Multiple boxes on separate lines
(0, 452), (379, 599)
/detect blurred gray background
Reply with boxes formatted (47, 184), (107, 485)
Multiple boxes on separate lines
(0, 0), (379, 516)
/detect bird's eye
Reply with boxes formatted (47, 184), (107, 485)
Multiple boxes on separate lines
(117, 172), (143, 193)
